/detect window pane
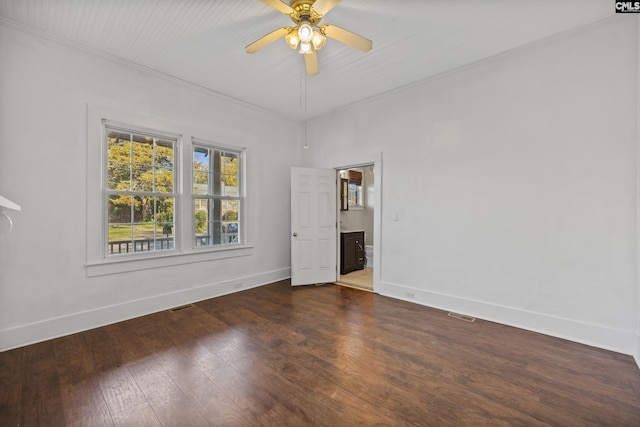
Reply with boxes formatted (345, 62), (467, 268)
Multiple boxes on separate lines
(107, 163), (131, 191)
(193, 146), (210, 196)
(131, 139), (153, 165)
(108, 225), (132, 254)
(222, 200), (239, 244)
(155, 196), (174, 224)
(134, 196), (154, 223)
(194, 198), (209, 246)
(155, 166), (174, 193)
(212, 220), (223, 244)
(107, 133), (130, 162)
(194, 147), (210, 168)
(155, 139), (174, 166)
(212, 173), (223, 196)
(221, 174), (239, 196)
(133, 224), (154, 252)
(108, 195), (133, 254)
(348, 183), (360, 206)
(155, 223), (174, 250)
(211, 150), (222, 175)
(130, 165), (153, 192)
(107, 133), (132, 191)
(210, 199), (222, 245)
(133, 224), (152, 240)
(211, 153), (239, 196)
(153, 196), (174, 252)
(155, 222), (173, 236)
(222, 200), (238, 219)
(193, 171), (209, 194)
(108, 195), (132, 223)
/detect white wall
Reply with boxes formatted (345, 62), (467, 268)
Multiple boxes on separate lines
(0, 24), (298, 350)
(303, 17), (640, 356)
(636, 15), (640, 368)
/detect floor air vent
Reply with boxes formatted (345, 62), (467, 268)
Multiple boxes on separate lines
(447, 312), (476, 322)
(170, 304), (194, 312)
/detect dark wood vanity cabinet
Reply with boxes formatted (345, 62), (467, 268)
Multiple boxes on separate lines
(340, 231), (365, 275)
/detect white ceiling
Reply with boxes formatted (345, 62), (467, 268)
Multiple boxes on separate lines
(0, 0), (614, 120)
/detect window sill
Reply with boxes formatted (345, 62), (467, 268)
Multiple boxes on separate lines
(347, 205), (365, 211)
(86, 244), (253, 277)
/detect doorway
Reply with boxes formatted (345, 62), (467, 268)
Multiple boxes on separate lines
(336, 164), (375, 291)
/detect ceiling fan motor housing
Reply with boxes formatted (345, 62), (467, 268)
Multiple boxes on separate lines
(290, 0), (323, 24)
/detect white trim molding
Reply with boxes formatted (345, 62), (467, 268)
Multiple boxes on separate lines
(379, 280), (638, 359)
(635, 333), (640, 369)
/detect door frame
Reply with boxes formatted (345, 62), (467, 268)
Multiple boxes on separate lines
(333, 154), (382, 292)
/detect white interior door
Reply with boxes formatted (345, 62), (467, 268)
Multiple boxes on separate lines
(291, 167), (337, 286)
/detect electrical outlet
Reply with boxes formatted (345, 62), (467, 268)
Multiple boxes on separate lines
(405, 292), (415, 299)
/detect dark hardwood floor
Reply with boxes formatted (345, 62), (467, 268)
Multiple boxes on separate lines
(1, 280), (639, 426)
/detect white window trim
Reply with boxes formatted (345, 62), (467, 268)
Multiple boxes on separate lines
(86, 104), (253, 277)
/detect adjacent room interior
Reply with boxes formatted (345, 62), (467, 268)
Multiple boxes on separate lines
(0, 0), (639, 424)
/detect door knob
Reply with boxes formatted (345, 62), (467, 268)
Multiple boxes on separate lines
(293, 232), (298, 237)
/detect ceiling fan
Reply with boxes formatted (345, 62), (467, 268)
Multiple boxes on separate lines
(245, 0), (373, 75)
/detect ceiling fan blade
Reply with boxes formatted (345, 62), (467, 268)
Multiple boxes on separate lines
(312, 0), (341, 16)
(304, 50), (319, 76)
(260, 0), (295, 15)
(245, 27), (292, 53)
(321, 24), (372, 52)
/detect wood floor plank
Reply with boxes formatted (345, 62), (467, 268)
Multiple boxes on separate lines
(204, 362), (307, 425)
(1, 280), (639, 426)
(152, 328), (255, 427)
(110, 401), (162, 427)
(53, 335), (114, 427)
(99, 365), (149, 417)
(0, 348), (24, 426)
(228, 353), (349, 425)
(127, 357), (210, 426)
(19, 341), (66, 426)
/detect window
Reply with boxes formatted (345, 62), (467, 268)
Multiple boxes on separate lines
(348, 183), (363, 207)
(192, 141), (243, 247)
(105, 123), (177, 255)
(347, 169), (364, 208)
(88, 107), (253, 276)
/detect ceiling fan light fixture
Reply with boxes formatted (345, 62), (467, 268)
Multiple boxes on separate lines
(298, 21), (313, 42)
(311, 30), (325, 50)
(285, 31), (300, 49)
(246, 0), (373, 75)
(299, 40), (313, 54)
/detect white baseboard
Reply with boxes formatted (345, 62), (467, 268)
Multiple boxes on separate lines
(635, 333), (640, 369)
(0, 268), (290, 352)
(378, 280), (637, 358)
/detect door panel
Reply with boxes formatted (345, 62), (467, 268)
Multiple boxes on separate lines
(291, 167), (337, 286)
